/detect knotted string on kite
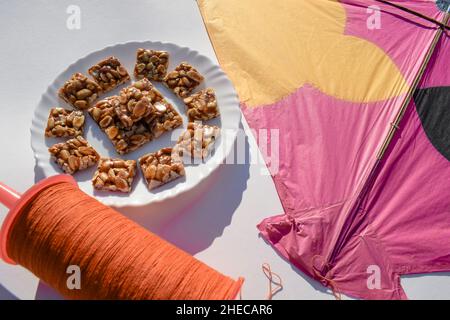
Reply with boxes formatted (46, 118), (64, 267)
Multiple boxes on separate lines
(312, 255), (342, 300)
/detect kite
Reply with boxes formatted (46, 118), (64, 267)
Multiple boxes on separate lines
(199, 0), (450, 299)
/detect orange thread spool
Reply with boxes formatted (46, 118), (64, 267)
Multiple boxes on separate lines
(4, 181), (243, 300)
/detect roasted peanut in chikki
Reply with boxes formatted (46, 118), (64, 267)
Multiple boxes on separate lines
(48, 136), (100, 174)
(183, 88), (219, 121)
(89, 97), (152, 155)
(59, 73), (102, 110)
(134, 49), (169, 81)
(92, 158), (137, 193)
(139, 148), (185, 190)
(143, 100), (183, 140)
(88, 56), (130, 92)
(45, 107), (85, 138)
(90, 79), (183, 154)
(133, 79), (183, 138)
(163, 62), (204, 98)
(176, 122), (220, 159)
(114, 79), (155, 128)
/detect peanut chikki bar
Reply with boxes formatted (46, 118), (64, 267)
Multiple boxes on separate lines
(48, 136), (100, 174)
(183, 88), (220, 121)
(139, 79), (183, 139)
(90, 79), (183, 154)
(139, 148), (185, 190)
(163, 62), (204, 98)
(134, 49), (169, 81)
(59, 73), (102, 110)
(176, 122), (220, 159)
(114, 79), (155, 128)
(45, 107), (85, 138)
(88, 56), (130, 92)
(92, 158), (137, 193)
(116, 78), (183, 138)
(89, 97), (152, 155)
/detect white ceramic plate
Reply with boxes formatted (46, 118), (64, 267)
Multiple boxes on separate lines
(31, 41), (241, 207)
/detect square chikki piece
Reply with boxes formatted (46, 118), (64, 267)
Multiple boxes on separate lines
(45, 107), (85, 138)
(114, 79), (156, 128)
(163, 62), (204, 98)
(176, 122), (220, 159)
(59, 73), (102, 110)
(140, 79), (183, 138)
(183, 88), (220, 121)
(134, 49), (169, 81)
(48, 136), (100, 174)
(88, 56), (130, 92)
(139, 148), (185, 190)
(89, 79), (183, 154)
(92, 158), (137, 193)
(89, 97), (152, 155)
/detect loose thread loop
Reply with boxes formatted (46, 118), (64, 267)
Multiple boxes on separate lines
(312, 255), (341, 300)
(262, 263), (283, 300)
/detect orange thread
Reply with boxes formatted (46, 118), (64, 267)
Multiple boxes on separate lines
(262, 263), (283, 299)
(6, 182), (243, 300)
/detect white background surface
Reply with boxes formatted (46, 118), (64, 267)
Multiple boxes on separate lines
(0, 0), (449, 300)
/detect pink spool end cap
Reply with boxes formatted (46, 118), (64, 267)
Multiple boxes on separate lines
(0, 175), (77, 264)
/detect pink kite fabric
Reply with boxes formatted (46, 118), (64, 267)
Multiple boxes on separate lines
(252, 4), (449, 299)
(199, 0), (450, 299)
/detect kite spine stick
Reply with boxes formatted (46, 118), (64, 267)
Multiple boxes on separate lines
(376, 13), (449, 160)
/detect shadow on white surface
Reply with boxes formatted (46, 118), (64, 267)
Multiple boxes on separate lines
(157, 128), (250, 254)
(35, 282), (63, 300)
(0, 284), (18, 300)
(159, 162), (250, 254)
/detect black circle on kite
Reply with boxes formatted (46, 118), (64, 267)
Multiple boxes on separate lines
(436, 0), (450, 12)
(414, 86), (450, 162)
